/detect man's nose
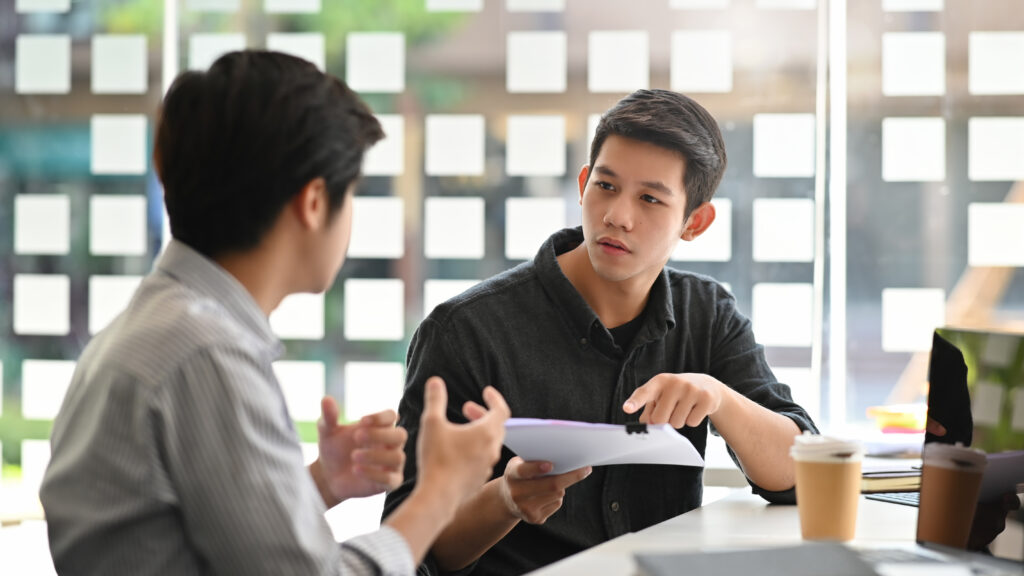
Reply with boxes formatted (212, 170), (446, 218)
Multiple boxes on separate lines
(603, 195), (634, 231)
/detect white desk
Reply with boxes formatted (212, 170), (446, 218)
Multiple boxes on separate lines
(529, 489), (918, 575)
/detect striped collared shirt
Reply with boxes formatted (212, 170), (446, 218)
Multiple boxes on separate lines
(41, 240), (413, 575)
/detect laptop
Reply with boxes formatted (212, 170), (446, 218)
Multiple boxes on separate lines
(867, 327), (1024, 508)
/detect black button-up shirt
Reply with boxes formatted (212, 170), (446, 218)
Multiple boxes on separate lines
(384, 227), (817, 576)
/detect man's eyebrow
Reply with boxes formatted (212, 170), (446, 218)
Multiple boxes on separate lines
(640, 180), (674, 196)
(594, 165), (676, 196)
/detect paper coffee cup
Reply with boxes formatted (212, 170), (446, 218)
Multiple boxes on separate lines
(790, 433), (864, 542)
(917, 443), (987, 549)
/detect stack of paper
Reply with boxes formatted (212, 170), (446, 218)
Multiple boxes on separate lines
(503, 418), (704, 475)
(861, 470), (922, 493)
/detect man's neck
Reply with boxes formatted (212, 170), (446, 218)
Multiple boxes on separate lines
(215, 242), (293, 317)
(556, 243), (656, 329)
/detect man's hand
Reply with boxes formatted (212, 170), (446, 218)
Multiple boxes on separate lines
(415, 377), (510, 511)
(925, 417), (947, 436)
(623, 373), (727, 428)
(313, 397), (407, 507)
(497, 457), (591, 524)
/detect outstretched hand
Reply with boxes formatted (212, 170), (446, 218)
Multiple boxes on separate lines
(415, 377), (510, 510)
(314, 396), (407, 506)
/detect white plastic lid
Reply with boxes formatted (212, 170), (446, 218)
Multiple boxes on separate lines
(789, 432), (864, 463)
(921, 442), (987, 471)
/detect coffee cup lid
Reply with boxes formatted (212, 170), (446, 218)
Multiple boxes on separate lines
(790, 432), (864, 462)
(922, 442), (987, 470)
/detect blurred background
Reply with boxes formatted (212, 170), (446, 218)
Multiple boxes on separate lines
(1, 0), (1023, 568)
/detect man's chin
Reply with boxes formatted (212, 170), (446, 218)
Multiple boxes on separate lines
(588, 261), (632, 284)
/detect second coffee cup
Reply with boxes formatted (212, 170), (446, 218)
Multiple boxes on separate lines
(916, 442), (987, 549)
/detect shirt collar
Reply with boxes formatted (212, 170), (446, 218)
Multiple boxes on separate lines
(154, 240), (284, 357)
(534, 227), (676, 352)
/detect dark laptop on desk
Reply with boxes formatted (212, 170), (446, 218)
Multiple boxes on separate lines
(867, 327), (1024, 508)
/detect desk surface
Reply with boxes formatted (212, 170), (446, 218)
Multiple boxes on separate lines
(529, 489), (918, 575)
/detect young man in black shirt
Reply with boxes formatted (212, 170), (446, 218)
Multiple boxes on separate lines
(384, 89), (818, 575)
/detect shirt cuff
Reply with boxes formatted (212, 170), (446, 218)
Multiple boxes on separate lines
(341, 524), (415, 576)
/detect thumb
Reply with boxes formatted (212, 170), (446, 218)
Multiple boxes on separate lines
(623, 383), (655, 414)
(423, 376), (449, 419)
(318, 396), (340, 435)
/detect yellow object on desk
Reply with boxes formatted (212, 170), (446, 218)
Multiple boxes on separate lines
(866, 403), (927, 433)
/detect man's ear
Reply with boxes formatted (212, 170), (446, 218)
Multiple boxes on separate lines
(681, 201), (716, 241)
(292, 177), (328, 230)
(577, 165), (590, 205)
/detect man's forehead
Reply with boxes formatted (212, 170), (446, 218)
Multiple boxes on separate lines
(596, 135), (687, 168)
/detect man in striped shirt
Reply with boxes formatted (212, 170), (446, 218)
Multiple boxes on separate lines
(40, 50), (509, 575)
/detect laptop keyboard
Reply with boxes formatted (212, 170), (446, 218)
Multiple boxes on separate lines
(860, 546), (1024, 576)
(865, 491), (920, 507)
(859, 547), (940, 564)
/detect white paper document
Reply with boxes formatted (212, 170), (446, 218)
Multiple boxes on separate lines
(503, 418), (705, 474)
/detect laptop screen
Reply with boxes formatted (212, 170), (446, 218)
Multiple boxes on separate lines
(933, 327), (1024, 453)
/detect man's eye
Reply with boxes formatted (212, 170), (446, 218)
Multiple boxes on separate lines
(596, 181), (615, 191)
(641, 194), (661, 204)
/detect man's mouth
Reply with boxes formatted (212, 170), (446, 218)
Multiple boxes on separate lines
(597, 237), (630, 253)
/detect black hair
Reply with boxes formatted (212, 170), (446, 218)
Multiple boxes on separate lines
(590, 89), (727, 219)
(154, 50), (384, 257)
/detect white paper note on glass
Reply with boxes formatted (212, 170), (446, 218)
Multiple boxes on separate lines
(504, 418), (704, 474)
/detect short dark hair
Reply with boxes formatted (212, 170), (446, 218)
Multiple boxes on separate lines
(590, 89), (727, 219)
(154, 50), (384, 257)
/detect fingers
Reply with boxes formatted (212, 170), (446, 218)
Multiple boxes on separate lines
(682, 395), (712, 428)
(663, 398), (710, 428)
(359, 409), (398, 428)
(350, 464), (403, 492)
(553, 466), (592, 489)
(507, 458), (592, 487)
(506, 457), (553, 479)
(353, 446), (406, 471)
(469, 387), (511, 437)
(638, 401), (654, 424)
(623, 381), (656, 414)
(503, 464), (592, 524)
(354, 425), (408, 448)
(318, 396), (340, 435)
(648, 395), (678, 426)
(629, 374), (721, 427)
(463, 400), (488, 421)
(422, 380), (510, 425)
(481, 386), (511, 420)
(926, 417), (947, 436)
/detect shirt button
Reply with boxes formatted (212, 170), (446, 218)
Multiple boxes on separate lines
(579, 337), (588, 346)
(609, 501), (620, 512)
